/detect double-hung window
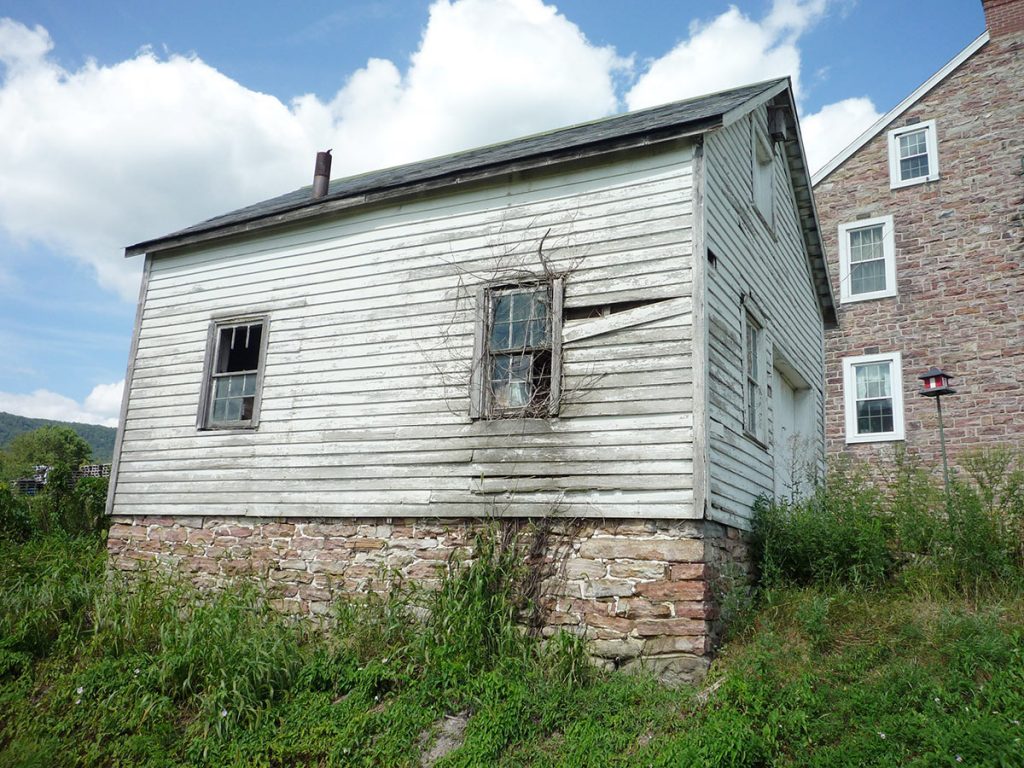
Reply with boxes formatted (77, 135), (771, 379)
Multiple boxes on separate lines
(842, 352), (905, 443)
(471, 279), (563, 418)
(199, 316), (269, 429)
(838, 215), (896, 303)
(743, 309), (765, 443)
(887, 120), (938, 188)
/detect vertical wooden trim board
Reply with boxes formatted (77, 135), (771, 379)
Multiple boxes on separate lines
(105, 255), (153, 517)
(690, 139), (710, 520)
(468, 284), (487, 419)
(549, 276), (564, 417)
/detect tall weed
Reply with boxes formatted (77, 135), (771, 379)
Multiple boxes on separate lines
(0, 534), (105, 659)
(753, 463), (892, 589)
(757, 449), (1024, 594)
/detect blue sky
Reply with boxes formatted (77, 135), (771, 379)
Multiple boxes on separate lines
(0, 0), (986, 426)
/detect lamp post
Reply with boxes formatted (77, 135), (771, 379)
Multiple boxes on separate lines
(917, 367), (957, 498)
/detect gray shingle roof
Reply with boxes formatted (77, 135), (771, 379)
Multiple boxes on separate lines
(127, 78), (786, 256)
(125, 76), (835, 327)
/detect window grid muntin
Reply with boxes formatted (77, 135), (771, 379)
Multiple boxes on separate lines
(839, 216), (896, 302)
(843, 352), (904, 443)
(898, 129), (930, 181)
(888, 120), (938, 189)
(486, 285), (552, 415)
(744, 311), (763, 439)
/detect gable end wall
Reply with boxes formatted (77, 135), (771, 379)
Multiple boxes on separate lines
(702, 106), (827, 529)
(814, 31), (1024, 465)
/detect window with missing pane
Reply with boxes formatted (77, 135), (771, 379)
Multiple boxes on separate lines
(487, 286), (552, 414)
(200, 318), (268, 429)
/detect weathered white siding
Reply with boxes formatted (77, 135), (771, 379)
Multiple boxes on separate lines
(702, 109), (826, 529)
(111, 144), (698, 519)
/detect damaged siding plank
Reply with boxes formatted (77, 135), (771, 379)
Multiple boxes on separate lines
(114, 144), (699, 520)
(561, 297), (692, 344)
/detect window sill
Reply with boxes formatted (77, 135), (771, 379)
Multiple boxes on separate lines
(840, 289), (898, 305)
(198, 423), (259, 432)
(845, 433), (904, 444)
(743, 430), (768, 452)
(889, 174), (939, 191)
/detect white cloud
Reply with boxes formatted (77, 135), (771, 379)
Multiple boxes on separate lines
(299, 0), (627, 173)
(0, 380), (123, 427)
(0, 2), (625, 302)
(624, 0), (877, 176)
(801, 96), (881, 174)
(625, 0), (827, 111)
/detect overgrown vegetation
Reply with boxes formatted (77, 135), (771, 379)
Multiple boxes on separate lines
(0, 425), (109, 541)
(752, 448), (1024, 594)
(1, 450), (1023, 766)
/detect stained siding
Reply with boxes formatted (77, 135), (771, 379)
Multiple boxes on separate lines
(112, 144), (698, 519)
(702, 110), (826, 529)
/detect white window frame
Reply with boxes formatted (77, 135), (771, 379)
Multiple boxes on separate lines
(470, 278), (563, 419)
(838, 215), (897, 303)
(198, 315), (270, 430)
(887, 120), (939, 189)
(842, 352), (905, 443)
(743, 306), (766, 446)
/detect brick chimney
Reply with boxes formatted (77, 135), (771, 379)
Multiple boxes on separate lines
(982, 0), (1024, 37)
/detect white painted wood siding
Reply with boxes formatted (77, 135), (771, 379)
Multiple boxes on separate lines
(702, 110), (826, 529)
(112, 144), (698, 519)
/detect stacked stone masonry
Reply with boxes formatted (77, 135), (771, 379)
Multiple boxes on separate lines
(814, 25), (1024, 468)
(107, 516), (749, 684)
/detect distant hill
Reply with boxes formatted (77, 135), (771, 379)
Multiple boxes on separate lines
(0, 412), (117, 462)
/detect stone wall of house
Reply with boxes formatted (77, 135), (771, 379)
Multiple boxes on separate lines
(107, 515), (750, 684)
(813, 27), (1024, 469)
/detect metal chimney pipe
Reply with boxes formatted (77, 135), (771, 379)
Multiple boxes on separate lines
(312, 150), (332, 199)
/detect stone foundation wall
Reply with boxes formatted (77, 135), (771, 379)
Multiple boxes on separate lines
(107, 515), (751, 684)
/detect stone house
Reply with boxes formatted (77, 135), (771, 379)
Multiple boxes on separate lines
(106, 78), (835, 682)
(813, 0), (1024, 467)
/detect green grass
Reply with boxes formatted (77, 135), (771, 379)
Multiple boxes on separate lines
(2, 451), (1023, 766)
(2, 534), (1022, 767)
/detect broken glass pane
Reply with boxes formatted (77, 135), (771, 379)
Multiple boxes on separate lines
(490, 353), (532, 409)
(216, 323), (262, 373)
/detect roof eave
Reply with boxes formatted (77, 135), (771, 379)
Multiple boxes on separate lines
(773, 86), (838, 329)
(812, 31), (988, 187)
(125, 117), (723, 258)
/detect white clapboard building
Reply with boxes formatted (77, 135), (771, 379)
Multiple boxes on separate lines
(107, 78), (835, 680)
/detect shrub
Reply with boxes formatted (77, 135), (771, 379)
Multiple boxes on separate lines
(752, 464), (892, 589)
(756, 449), (1024, 595)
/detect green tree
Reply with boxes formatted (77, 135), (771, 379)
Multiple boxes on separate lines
(0, 426), (93, 483)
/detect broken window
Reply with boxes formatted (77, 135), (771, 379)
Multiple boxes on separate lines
(471, 279), (563, 418)
(199, 317), (268, 429)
